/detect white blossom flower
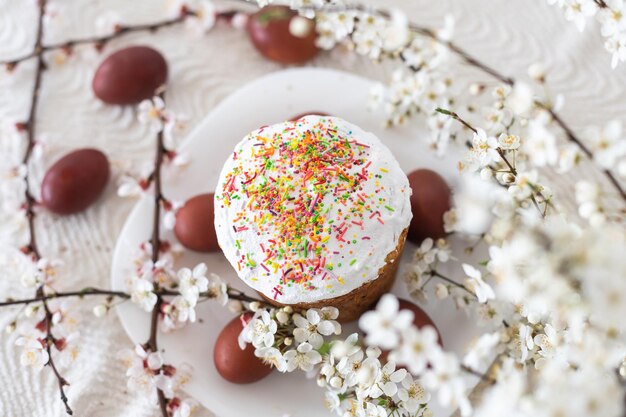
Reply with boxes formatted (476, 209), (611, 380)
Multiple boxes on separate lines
(583, 120), (626, 169)
(240, 310), (278, 349)
(117, 174), (149, 197)
(468, 129), (500, 169)
(390, 325), (441, 376)
(184, 0), (216, 35)
(398, 374), (430, 413)
(15, 336), (49, 370)
(462, 264), (495, 303)
(435, 283), (449, 300)
(507, 82), (534, 115)
(463, 332), (500, 370)
(138, 97), (166, 133)
(359, 294), (414, 350)
(293, 309), (337, 349)
(369, 360), (407, 398)
(575, 180), (606, 226)
(130, 277), (157, 312)
(177, 263), (209, 302)
(381, 9), (409, 52)
(422, 351), (471, 416)
(284, 342), (322, 372)
(497, 133), (521, 150)
(563, 0), (598, 31)
(255, 346), (287, 372)
(517, 324), (535, 363)
(205, 273), (228, 306)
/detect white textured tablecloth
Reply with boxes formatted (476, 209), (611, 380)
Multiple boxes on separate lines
(1, 1), (625, 416)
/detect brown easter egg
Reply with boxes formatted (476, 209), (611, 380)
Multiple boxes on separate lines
(93, 46), (167, 105)
(246, 6), (319, 65)
(289, 111), (330, 121)
(174, 193), (219, 252)
(407, 169), (452, 244)
(41, 148), (110, 215)
(214, 314), (273, 384)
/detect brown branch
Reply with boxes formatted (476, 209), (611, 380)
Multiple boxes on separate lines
(432, 270), (475, 297)
(40, 293), (73, 415)
(0, 288), (129, 307)
(0, 9), (245, 67)
(143, 92), (169, 417)
(461, 364), (496, 385)
(435, 108), (477, 133)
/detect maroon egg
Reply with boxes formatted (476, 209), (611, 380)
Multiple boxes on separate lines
(174, 193), (219, 252)
(289, 111), (330, 121)
(214, 314), (273, 384)
(93, 46), (167, 105)
(379, 298), (443, 364)
(407, 169), (451, 244)
(246, 6), (319, 65)
(41, 148), (110, 215)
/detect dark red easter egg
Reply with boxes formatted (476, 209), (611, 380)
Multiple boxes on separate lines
(174, 193), (219, 253)
(41, 148), (110, 215)
(407, 169), (451, 244)
(289, 111), (330, 121)
(93, 46), (167, 105)
(246, 6), (319, 65)
(214, 314), (273, 384)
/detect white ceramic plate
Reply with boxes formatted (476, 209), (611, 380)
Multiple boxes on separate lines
(111, 68), (482, 417)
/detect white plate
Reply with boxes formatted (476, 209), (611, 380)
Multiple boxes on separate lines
(111, 68), (482, 417)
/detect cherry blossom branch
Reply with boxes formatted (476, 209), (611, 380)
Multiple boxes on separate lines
(143, 91), (170, 417)
(0, 288), (130, 307)
(285, 0), (626, 203)
(536, 101), (626, 201)
(432, 270), (475, 297)
(40, 294), (72, 415)
(13, 1), (75, 414)
(0, 9), (242, 67)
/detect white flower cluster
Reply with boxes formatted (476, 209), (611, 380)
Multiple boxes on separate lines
(239, 305), (341, 372)
(118, 343), (197, 416)
(118, 96), (191, 198)
(548, 0), (626, 68)
(125, 254), (227, 332)
(359, 295), (471, 416)
(239, 295), (479, 417)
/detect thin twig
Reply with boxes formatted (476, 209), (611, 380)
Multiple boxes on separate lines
(0, 288), (129, 307)
(143, 91), (169, 417)
(432, 271), (475, 297)
(0, 9), (249, 67)
(40, 293), (73, 415)
(461, 364), (496, 385)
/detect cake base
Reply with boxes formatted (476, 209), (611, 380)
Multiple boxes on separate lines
(259, 228), (408, 322)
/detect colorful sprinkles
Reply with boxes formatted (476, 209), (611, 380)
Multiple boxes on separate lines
(216, 117), (405, 300)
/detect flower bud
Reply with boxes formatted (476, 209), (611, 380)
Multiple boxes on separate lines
(249, 301), (261, 312)
(284, 337), (293, 346)
(276, 311), (290, 324)
(289, 16), (313, 38)
(5, 322), (16, 334)
(469, 83), (485, 96)
(283, 306), (293, 314)
(435, 283), (449, 300)
(93, 304), (108, 318)
(528, 63), (546, 82)
(227, 300), (243, 313)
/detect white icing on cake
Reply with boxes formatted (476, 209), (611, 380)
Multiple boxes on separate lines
(214, 116), (411, 304)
